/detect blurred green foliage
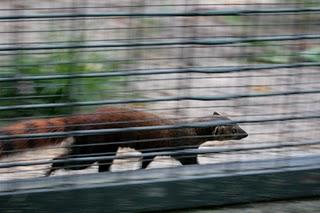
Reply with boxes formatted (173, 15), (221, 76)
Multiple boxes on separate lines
(291, 0), (320, 7)
(0, 51), (127, 118)
(300, 46), (320, 62)
(247, 42), (293, 64)
(247, 41), (320, 64)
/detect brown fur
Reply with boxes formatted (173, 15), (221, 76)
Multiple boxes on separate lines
(0, 107), (248, 175)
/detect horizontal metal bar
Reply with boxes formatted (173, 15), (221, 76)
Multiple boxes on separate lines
(0, 51), (319, 70)
(0, 2), (316, 12)
(1, 80), (319, 102)
(1, 33), (319, 46)
(2, 137), (320, 169)
(0, 88), (319, 111)
(1, 62), (320, 82)
(0, 7), (320, 20)
(0, 40), (315, 57)
(0, 98), (308, 121)
(1, 21), (319, 34)
(0, 34), (319, 51)
(0, 99), (317, 124)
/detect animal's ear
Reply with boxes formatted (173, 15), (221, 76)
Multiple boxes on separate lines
(213, 112), (220, 116)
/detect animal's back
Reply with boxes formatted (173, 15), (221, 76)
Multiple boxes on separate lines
(67, 107), (178, 151)
(0, 107), (178, 158)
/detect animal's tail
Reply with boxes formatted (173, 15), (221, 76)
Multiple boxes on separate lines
(0, 117), (71, 158)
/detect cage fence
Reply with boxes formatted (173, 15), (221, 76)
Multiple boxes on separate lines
(0, 0), (320, 212)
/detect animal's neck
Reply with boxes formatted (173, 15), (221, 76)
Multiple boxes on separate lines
(174, 128), (212, 148)
(172, 116), (214, 147)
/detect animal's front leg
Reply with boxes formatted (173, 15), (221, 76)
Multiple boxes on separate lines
(45, 153), (69, 176)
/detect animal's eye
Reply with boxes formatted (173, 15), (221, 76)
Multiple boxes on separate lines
(232, 128), (237, 134)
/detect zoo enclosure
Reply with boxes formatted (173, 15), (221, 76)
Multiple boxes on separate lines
(0, 1), (320, 212)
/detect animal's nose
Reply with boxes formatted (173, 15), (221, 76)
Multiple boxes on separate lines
(243, 132), (248, 138)
(238, 130), (248, 139)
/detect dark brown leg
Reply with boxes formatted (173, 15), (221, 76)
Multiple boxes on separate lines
(45, 153), (67, 176)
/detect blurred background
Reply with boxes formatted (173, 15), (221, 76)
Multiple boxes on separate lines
(0, 0), (320, 212)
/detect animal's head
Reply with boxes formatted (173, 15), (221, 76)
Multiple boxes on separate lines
(211, 112), (248, 140)
(196, 112), (248, 141)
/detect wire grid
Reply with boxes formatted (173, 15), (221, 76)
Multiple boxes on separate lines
(0, 0), (319, 186)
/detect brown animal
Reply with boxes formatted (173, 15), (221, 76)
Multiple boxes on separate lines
(0, 107), (248, 176)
